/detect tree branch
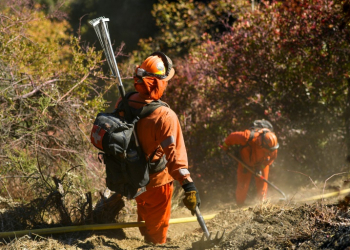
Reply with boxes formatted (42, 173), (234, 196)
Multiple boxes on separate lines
(14, 79), (61, 100)
(57, 72), (90, 103)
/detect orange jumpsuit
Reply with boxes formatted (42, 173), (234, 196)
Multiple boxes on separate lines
(115, 92), (191, 244)
(224, 130), (277, 206)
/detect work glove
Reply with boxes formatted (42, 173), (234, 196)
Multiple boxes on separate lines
(182, 182), (201, 215)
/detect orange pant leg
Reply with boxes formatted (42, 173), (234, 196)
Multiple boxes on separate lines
(254, 165), (269, 201)
(236, 163), (252, 206)
(135, 182), (174, 244)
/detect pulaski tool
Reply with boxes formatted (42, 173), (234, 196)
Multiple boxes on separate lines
(192, 206), (225, 249)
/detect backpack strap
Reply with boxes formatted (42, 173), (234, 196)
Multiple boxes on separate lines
(116, 91), (143, 110)
(240, 128), (270, 165)
(240, 129), (255, 150)
(121, 92), (169, 165)
(139, 100), (169, 118)
(116, 91), (169, 119)
(136, 99), (169, 171)
(247, 129), (255, 142)
(245, 127), (270, 146)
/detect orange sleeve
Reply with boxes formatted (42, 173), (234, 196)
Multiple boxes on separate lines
(155, 108), (190, 185)
(224, 130), (251, 146)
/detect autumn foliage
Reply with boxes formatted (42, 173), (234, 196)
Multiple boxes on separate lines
(157, 0), (350, 192)
(2, 0), (350, 230)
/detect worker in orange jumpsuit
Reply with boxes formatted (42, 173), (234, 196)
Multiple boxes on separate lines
(221, 127), (279, 206)
(115, 52), (200, 244)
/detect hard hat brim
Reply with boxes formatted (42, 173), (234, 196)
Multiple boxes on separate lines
(163, 68), (175, 81)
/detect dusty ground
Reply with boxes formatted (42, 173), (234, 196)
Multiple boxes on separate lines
(2, 189), (350, 250)
(1, 181), (350, 250)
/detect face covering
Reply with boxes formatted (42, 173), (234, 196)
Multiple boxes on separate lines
(134, 76), (168, 100)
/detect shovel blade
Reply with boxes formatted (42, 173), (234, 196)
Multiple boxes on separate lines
(192, 229), (225, 250)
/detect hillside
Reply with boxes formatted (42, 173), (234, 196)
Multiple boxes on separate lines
(1, 181), (350, 250)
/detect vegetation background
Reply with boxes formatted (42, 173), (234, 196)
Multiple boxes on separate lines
(1, 0), (350, 236)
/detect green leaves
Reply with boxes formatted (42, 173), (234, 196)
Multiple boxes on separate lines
(150, 0), (237, 55)
(0, 4), (107, 202)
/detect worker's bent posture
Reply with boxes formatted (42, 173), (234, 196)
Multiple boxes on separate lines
(222, 122), (279, 206)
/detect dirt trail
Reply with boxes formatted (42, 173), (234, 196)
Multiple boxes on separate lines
(1, 183), (350, 250)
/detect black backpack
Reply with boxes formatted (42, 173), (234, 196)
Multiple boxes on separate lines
(234, 120), (274, 160)
(90, 92), (168, 199)
(247, 119), (274, 141)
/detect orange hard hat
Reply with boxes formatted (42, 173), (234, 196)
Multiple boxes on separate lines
(260, 130), (279, 151)
(135, 51), (175, 81)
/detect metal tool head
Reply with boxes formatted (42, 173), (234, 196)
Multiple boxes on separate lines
(88, 16), (123, 85)
(192, 229), (226, 250)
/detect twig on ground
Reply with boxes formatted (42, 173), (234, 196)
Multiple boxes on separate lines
(286, 191), (298, 206)
(32, 233), (48, 241)
(322, 172), (348, 202)
(286, 169), (318, 189)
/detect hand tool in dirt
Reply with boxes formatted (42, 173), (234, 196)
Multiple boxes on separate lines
(226, 151), (287, 201)
(192, 206), (225, 250)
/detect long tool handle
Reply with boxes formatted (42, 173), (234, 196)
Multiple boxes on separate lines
(227, 152), (287, 200)
(89, 17), (124, 90)
(89, 17), (132, 120)
(195, 206), (210, 239)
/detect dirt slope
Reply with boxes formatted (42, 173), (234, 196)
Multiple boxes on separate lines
(2, 193), (350, 250)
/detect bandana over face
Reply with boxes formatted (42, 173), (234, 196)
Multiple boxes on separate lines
(134, 76), (168, 100)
